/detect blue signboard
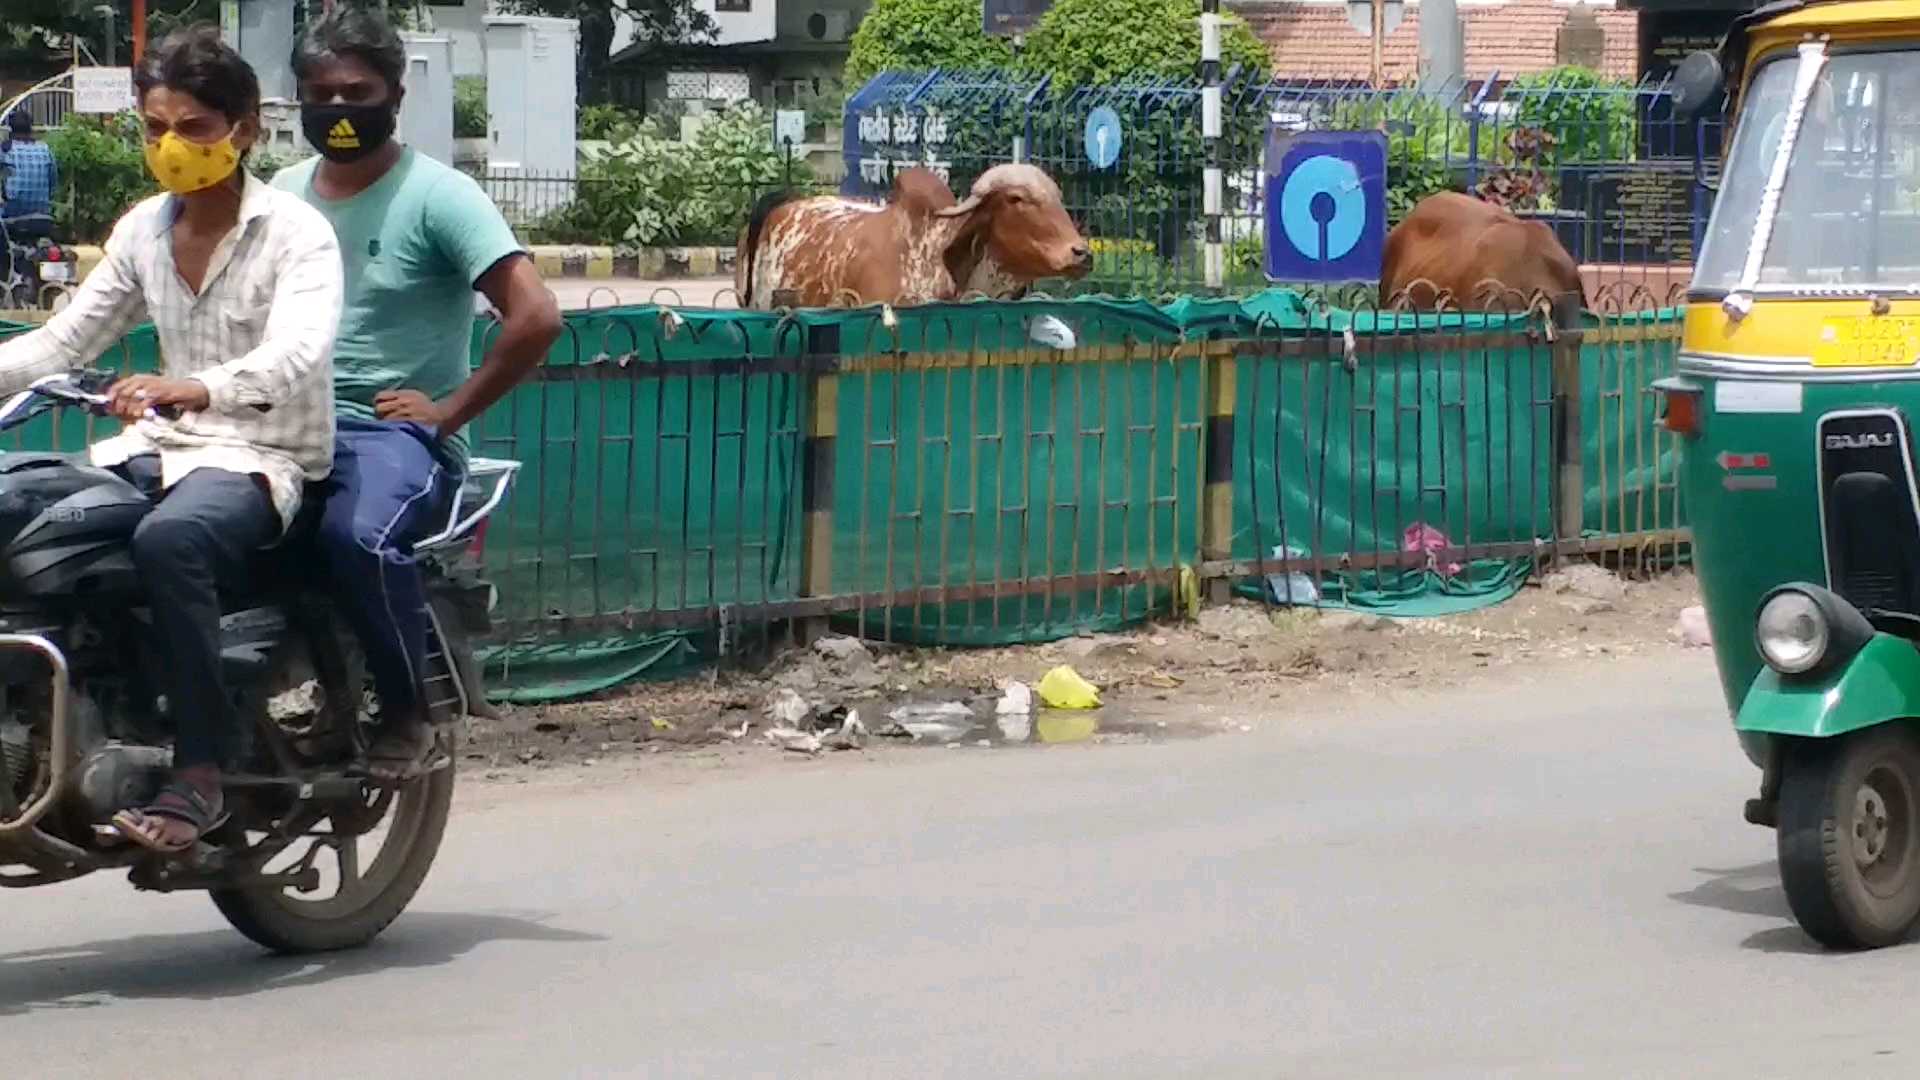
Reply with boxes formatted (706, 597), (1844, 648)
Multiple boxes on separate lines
(1263, 128), (1388, 283)
(1085, 106), (1123, 170)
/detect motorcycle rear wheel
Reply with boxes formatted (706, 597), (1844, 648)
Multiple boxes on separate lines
(210, 766), (454, 954)
(1777, 725), (1920, 950)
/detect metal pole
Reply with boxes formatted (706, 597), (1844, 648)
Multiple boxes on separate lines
(1012, 33), (1026, 163)
(1371, 0), (1384, 88)
(1201, 0), (1222, 289)
(97, 6), (117, 67)
(132, 0), (147, 63)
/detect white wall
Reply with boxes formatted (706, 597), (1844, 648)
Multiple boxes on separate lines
(609, 0), (776, 53)
(431, 0), (490, 77)
(437, 0), (776, 80)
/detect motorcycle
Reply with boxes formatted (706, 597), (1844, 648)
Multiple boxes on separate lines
(0, 371), (517, 953)
(0, 214), (70, 311)
(1666, 3), (1920, 949)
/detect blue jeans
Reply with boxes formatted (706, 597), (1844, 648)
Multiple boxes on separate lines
(313, 417), (460, 719)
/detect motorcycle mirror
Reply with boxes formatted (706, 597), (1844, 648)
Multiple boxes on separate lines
(1671, 50), (1725, 119)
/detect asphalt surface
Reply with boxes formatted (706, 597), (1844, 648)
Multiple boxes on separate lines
(8, 650), (1919, 1078)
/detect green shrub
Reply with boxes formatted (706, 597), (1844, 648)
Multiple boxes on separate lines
(1504, 66), (1636, 166)
(1329, 94), (1468, 223)
(579, 103), (644, 141)
(532, 103), (788, 247)
(454, 76), (488, 139)
(43, 114), (156, 244)
(247, 148), (299, 182)
(845, 0), (1014, 85)
(1022, 0), (1267, 86)
(795, 78), (849, 131)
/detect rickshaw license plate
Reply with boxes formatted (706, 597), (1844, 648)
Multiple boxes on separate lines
(37, 262), (72, 283)
(1813, 317), (1920, 367)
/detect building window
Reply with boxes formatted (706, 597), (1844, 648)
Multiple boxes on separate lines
(666, 70), (752, 103)
(715, 0), (751, 11)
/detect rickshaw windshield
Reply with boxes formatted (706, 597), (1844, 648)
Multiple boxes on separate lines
(1694, 47), (1920, 296)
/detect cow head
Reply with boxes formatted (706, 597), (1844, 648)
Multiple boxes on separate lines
(936, 164), (1092, 294)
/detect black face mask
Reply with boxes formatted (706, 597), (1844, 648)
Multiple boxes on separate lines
(302, 102), (395, 163)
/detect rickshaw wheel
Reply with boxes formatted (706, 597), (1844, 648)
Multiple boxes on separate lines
(1778, 725), (1920, 950)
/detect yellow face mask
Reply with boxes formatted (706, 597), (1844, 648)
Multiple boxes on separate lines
(143, 131), (240, 196)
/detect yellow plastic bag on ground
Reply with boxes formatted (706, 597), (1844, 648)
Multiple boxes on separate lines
(1037, 665), (1101, 709)
(1035, 713), (1099, 743)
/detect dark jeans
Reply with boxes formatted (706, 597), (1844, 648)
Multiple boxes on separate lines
(311, 418), (458, 721)
(116, 457), (279, 770)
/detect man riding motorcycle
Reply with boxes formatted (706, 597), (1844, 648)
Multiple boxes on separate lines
(275, 6), (560, 781)
(0, 28), (342, 853)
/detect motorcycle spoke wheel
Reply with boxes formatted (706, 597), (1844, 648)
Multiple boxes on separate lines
(210, 768), (453, 954)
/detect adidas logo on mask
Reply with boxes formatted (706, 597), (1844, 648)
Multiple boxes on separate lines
(327, 119), (359, 149)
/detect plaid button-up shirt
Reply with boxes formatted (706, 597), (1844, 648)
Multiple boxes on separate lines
(0, 173), (341, 526)
(1, 139), (57, 220)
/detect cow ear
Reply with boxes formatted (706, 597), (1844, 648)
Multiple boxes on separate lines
(940, 209), (991, 293)
(935, 194), (985, 218)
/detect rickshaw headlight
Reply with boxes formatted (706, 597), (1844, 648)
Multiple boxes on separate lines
(1757, 590), (1829, 674)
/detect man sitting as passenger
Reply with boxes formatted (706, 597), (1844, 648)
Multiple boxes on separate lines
(276, 6), (560, 780)
(0, 27), (342, 852)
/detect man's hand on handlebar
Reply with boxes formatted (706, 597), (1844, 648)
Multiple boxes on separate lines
(107, 375), (207, 423)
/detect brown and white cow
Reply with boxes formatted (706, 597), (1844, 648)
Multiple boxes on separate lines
(1380, 191), (1586, 328)
(734, 164), (1092, 310)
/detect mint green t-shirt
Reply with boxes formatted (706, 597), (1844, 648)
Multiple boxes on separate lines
(272, 149), (523, 463)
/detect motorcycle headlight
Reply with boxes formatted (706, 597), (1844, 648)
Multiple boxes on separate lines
(1757, 589), (1829, 674)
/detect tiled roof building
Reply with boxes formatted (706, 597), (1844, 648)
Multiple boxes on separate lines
(1235, 0), (1640, 83)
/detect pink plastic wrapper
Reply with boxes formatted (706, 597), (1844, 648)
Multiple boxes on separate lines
(1402, 522), (1462, 577)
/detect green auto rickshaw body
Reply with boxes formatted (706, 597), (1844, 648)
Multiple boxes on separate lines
(1737, 634), (1920, 741)
(1677, 376), (1911, 710)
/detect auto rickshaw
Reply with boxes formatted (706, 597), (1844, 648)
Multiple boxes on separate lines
(1666, 0), (1920, 948)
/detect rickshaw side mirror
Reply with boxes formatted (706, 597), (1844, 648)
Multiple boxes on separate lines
(1671, 50), (1725, 119)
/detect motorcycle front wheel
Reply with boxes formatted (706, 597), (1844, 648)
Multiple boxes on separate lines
(210, 766), (455, 954)
(1777, 725), (1920, 950)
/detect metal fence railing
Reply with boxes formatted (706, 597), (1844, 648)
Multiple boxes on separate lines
(0, 294), (1689, 697)
(463, 294), (1686, 673)
(462, 69), (1722, 302)
(842, 69), (1723, 297)
(465, 166), (833, 250)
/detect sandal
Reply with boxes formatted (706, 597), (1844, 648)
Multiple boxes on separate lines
(108, 780), (227, 855)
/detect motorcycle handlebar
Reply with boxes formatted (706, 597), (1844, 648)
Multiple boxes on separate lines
(0, 375), (182, 433)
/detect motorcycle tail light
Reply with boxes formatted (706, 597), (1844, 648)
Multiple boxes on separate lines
(44, 246), (62, 262)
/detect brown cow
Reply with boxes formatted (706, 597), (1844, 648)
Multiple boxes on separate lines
(735, 164), (1092, 309)
(1380, 192), (1586, 328)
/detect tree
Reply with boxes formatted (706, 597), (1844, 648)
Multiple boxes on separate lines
(1022, 0), (1268, 86)
(844, 0), (1013, 86)
(5, 0), (212, 68)
(844, 0), (1267, 89)
(495, 0), (716, 105)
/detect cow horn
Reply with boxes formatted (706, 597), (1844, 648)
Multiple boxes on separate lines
(936, 194), (985, 218)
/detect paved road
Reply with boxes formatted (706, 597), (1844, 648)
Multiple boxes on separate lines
(8, 652), (1918, 1078)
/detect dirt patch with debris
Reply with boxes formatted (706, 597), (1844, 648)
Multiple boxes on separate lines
(459, 566), (1706, 776)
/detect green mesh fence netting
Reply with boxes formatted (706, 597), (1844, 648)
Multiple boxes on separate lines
(2, 292), (1684, 701)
